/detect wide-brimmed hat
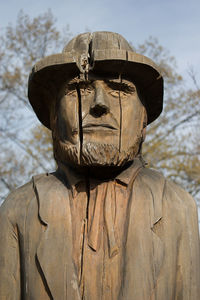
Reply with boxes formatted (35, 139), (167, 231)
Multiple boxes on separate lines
(28, 31), (163, 129)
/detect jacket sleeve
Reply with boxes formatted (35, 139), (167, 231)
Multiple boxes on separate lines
(0, 197), (21, 300)
(174, 187), (200, 300)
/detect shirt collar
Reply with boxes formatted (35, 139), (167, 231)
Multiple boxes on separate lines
(115, 158), (144, 186)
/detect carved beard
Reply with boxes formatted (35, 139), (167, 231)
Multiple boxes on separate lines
(53, 136), (142, 167)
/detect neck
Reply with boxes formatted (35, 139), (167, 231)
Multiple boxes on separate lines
(57, 160), (134, 181)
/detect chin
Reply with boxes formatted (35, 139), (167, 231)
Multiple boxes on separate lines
(53, 137), (142, 168)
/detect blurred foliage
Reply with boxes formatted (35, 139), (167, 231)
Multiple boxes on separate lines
(0, 12), (199, 204)
(136, 37), (200, 199)
(0, 10), (71, 201)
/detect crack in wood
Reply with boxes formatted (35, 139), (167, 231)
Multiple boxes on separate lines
(119, 74), (122, 153)
(76, 84), (83, 164)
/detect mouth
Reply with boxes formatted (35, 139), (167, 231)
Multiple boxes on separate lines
(82, 123), (118, 131)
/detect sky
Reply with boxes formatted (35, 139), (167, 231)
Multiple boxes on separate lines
(0, 0), (200, 85)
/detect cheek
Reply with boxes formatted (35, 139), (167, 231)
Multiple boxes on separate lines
(57, 95), (79, 143)
(120, 97), (144, 150)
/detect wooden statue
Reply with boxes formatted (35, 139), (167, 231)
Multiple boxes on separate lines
(0, 32), (199, 300)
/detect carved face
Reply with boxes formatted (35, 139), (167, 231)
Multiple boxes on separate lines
(53, 73), (146, 167)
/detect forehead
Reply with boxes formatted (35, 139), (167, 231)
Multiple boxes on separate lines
(66, 72), (136, 86)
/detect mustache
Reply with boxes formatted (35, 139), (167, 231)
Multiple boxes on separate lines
(82, 123), (117, 130)
(81, 112), (119, 130)
(71, 114), (119, 135)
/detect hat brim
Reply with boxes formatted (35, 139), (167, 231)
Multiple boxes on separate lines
(28, 49), (163, 129)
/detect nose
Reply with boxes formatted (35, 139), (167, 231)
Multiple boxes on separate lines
(90, 83), (110, 117)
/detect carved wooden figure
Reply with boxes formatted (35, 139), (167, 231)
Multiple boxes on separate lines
(0, 32), (200, 300)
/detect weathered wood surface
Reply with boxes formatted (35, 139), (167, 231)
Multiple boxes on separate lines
(0, 166), (199, 299)
(0, 32), (199, 299)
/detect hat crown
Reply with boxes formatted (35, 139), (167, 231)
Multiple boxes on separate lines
(62, 31), (134, 55)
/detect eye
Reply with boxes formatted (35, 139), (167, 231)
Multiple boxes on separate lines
(120, 90), (134, 97)
(120, 83), (136, 95)
(79, 87), (93, 95)
(108, 88), (135, 99)
(109, 90), (120, 98)
(65, 89), (77, 96)
(106, 80), (136, 98)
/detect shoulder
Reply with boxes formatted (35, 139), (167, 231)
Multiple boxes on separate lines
(32, 171), (70, 200)
(137, 167), (199, 237)
(0, 173), (62, 221)
(139, 166), (197, 213)
(0, 180), (34, 217)
(138, 166), (165, 188)
(136, 167), (166, 203)
(164, 177), (197, 215)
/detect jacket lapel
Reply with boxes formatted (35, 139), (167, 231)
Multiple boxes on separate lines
(33, 174), (81, 300)
(142, 168), (165, 286)
(120, 168), (165, 300)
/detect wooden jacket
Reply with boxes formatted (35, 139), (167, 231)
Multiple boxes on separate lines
(0, 166), (200, 299)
